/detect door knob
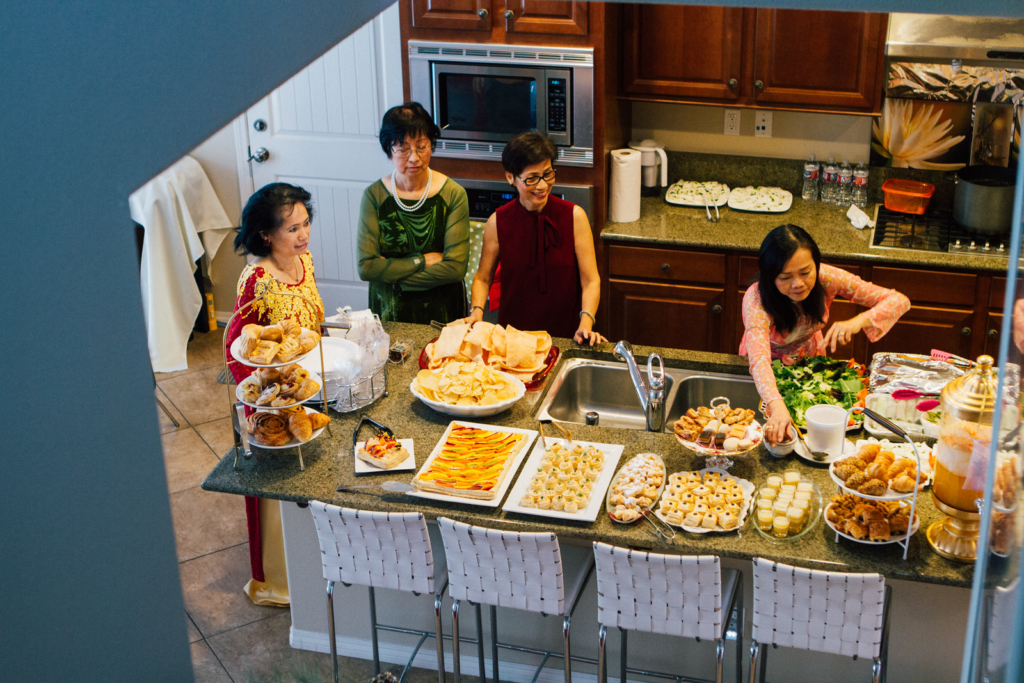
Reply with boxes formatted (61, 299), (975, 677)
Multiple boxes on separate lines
(989, 329), (999, 338)
(961, 327), (972, 337)
(478, 8), (488, 17)
(728, 78), (738, 88)
(253, 118), (267, 132)
(712, 304), (723, 314)
(754, 79), (764, 90)
(249, 147), (269, 164)
(504, 9), (514, 19)
(660, 263), (670, 272)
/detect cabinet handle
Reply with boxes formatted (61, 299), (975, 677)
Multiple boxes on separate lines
(478, 8), (488, 18)
(712, 304), (723, 315)
(660, 263), (670, 272)
(728, 78), (738, 88)
(504, 9), (514, 19)
(754, 79), (764, 90)
(962, 327), (972, 337)
(989, 329), (999, 338)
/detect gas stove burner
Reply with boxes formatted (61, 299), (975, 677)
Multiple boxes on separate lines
(897, 233), (926, 248)
(872, 206), (1011, 258)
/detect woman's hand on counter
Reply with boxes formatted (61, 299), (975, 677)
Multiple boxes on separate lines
(574, 326), (606, 346)
(764, 398), (794, 446)
(823, 314), (868, 353)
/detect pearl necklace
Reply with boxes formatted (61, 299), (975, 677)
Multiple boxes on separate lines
(390, 169), (432, 212)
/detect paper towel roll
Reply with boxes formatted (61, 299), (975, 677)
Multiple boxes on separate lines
(609, 149), (642, 223)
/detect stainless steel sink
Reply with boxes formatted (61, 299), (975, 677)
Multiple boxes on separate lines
(535, 358), (760, 432)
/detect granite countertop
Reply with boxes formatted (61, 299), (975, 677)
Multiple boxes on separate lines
(203, 322), (975, 588)
(602, 196), (1011, 274)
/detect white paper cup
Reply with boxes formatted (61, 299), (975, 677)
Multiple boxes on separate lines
(804, 405), (847, 457)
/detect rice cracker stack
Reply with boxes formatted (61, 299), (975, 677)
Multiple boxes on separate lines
(414, 361), (520, 406)
(413, 425), (528, 499)
(425, 322), (551, 381)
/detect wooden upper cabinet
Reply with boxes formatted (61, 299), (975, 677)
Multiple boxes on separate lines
(623, 5), (744, 101)
(411, 0), (492, 31)
(751, 9), (887, 112)
(505, 0), (588, 35)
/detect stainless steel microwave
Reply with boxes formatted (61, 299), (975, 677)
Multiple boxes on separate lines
(408, 40), (594, 167)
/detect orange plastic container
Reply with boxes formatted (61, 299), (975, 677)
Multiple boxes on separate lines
(881, 178), (935, 214)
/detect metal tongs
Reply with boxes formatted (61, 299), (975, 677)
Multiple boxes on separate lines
(702, 189), (720, 223)
(351, 416), (394, 449)
(640, 507), (676, 541)
(538, 419), (573, 448)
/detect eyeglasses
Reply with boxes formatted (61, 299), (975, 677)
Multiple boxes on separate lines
(515, 169), (557, 186)
(391, 144), (432, 159)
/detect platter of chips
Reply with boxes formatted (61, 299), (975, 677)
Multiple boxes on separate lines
(411, 361), (526, 417)
(408, 421), (538, 507)
(502, 439), (625, 522)
(420, 322), (557, 386)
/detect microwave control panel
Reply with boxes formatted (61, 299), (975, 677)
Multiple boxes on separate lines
(547, 78), (568, 133)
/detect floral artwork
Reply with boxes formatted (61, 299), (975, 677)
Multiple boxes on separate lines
(871, 99), (970, 170)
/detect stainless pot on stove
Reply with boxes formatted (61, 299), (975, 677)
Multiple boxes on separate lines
(952, 166), (1016, 235)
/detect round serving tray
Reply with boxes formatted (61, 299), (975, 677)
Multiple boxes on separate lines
(247, 406), (328, 450)
(230, 335), (317, 369)
(235, 369), (323, 410)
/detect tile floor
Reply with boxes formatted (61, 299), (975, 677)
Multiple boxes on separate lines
(157, 329), (455, 683)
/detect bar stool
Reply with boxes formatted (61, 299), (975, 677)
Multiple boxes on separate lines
(437, 517), (595, 683)
(592, 542), (744, 683)
(309, 502), (451, 683)
(749, 558), (892, 683)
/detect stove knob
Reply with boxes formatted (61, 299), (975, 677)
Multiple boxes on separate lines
(968, 240), (977, 251)
(952, 239), (962, 250)
(982, 241), (992, 252)
(997, 243), (1007, 253)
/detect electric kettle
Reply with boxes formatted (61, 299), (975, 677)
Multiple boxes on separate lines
(628, 139), (668, 196)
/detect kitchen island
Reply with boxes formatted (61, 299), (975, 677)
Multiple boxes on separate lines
(203, 322), (974, 683)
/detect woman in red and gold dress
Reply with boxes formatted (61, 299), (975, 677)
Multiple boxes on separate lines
(225, 182), (324, 606)
(464, 132), (606, 344)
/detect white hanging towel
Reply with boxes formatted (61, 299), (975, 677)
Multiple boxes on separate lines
(130, 155), (234, 372)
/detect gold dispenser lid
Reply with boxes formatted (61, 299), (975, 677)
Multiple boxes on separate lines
(940, 355), (997, 424)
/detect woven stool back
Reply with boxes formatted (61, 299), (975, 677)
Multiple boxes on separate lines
(751, 558), (884, 659)
(438, 517), (565, 615)
(309, 501), (435, 594)
(593, 542), (723, 641)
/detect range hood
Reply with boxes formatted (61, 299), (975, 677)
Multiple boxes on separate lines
(887, 14), (1024, 67)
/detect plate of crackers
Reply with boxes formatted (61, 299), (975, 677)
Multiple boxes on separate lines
(411, 361), (525, 417)
(230, 321), (321, 367)
(824, 494), (920, 544)
(830, 442), (929, 501)
(673, 397), (762, 457)
(654, 469), (755, 533)
(420, 322), (557, 387)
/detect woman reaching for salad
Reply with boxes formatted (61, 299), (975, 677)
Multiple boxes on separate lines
(740, 225), (910, 445)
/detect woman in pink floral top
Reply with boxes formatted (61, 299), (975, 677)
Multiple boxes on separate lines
(739, 225), (910, 444)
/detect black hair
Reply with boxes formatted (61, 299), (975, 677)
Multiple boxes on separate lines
(756, 224), (826, 334)
(378, 102), (441, 158)
(501, 131), (557, 177)
(234, 183), (314, 257)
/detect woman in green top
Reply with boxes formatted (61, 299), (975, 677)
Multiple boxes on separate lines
(357, 102), (469, 323)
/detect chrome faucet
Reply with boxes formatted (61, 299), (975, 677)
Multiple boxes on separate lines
(613, 340), (666, 432)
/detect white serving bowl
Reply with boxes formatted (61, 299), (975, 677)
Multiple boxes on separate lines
(763, 426), (798, 457)
(409, 373), (526, 418)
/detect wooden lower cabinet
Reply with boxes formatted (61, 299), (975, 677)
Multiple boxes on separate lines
(866, 305), (975, 359)
(609, 279), (724, 351)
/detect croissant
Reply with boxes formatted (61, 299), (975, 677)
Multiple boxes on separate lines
(255, 384), (280, 406)
(864, 461), (889, 481)
(877, 451), (895, 467)
(856, 443), (881, 464)
(844, 519), (868, 540)
(276, 336), (302, 362)
(890, 473), (920, 493)
(280, 319), (302, 338)
(298, 329), (320, 354)
(292, 379), (320, 401)
(247, 413), (292, 446)
(260, 323), (284, 342)
(887, 459), (913, 481)
(288, 410), (313, 443)
(255, 368), (281, 388)
(308, 412), (330, 430)
(868, 520), (891, 542)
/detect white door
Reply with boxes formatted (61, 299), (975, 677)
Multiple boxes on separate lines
(244, 3), (402, 312)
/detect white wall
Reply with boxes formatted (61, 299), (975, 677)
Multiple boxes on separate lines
(632, 101), (874, 163)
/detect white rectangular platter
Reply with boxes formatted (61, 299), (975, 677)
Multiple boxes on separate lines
(406, 421), (538, 508)
(502, 438), (626, 522)
(353, 439), (416, 475)
(727, 186), (793, 213)
(664, 180), (730, 207)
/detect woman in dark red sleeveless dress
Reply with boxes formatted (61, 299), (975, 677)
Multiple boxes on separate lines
(464, 132), (605, 344)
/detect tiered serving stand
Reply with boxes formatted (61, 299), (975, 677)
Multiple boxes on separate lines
(222, 280), (329, 471)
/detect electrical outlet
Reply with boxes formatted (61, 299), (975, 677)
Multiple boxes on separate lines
(724, 110), (740, 136)
(754, 110), (773, 137)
